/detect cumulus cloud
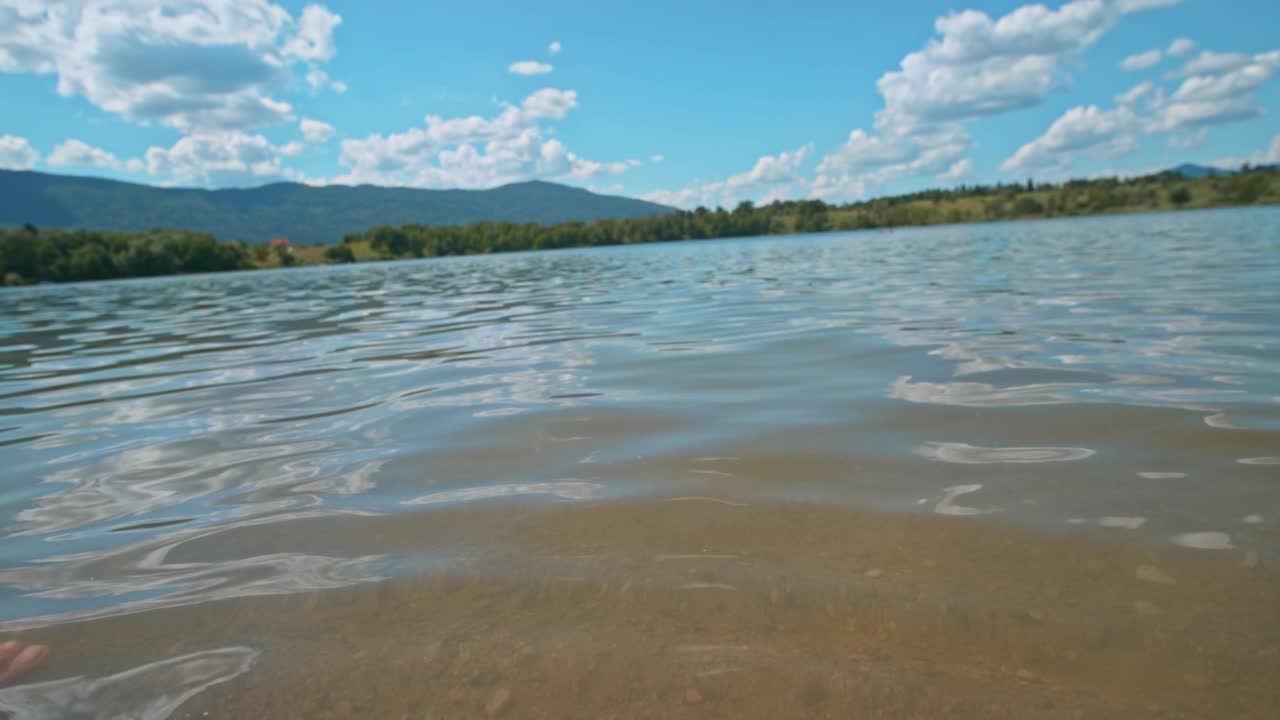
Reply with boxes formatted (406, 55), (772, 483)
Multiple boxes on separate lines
(335, 88), (634, 189)
(282, 5), (341, 62)
(144, 131), (306, 187)
(1177, 50), (1252, 77)
(813, 126), (967, 199)
(0, 0), (342, 132)
(548, 41), (561, 56)
(810, 0), (1173, 199)
(1121, 49), (1163, 71)
(725, 144), (813, 193)
(938, 158), (974, 181)
(0, 134), (39, 169)
(642, 144), (814, 209)
(1002, 105), (1141, 173)
(300, 118), (336, 143)
(1155, 49), (1280, 130)
(509, 61), (553, 76)
(1115, 80), (1155, 107)
(873, 0), (1161, 131)
(1167, 37), (1196, 57)
(649, 154), (664, 163)
(47, 139), (143, 172)
(1007, 42), (1280, 175)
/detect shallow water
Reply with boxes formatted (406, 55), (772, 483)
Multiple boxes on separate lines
(1, 208), (1278, 717)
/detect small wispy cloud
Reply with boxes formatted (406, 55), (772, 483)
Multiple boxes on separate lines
(509, 61), (553, 76)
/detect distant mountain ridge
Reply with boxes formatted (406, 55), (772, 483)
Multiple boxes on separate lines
(0, 170), (673, 246)
(1169, 162), (1278, 178)
(1170, 163), (1234, 179)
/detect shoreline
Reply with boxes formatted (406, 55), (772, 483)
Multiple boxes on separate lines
(3, 182), (1278, 287)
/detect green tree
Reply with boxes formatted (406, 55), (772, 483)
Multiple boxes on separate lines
(275, 245), (296, 266)
(1012, 196), (1045, 216)
(67, 243), (112, 280)
(325, 244), (356, 263)
(1223, 174), (1266, 204)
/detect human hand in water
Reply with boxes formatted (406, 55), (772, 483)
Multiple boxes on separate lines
(0, 641), (48, 686)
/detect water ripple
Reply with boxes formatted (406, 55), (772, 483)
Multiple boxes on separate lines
(0, 647), (258, 719)
(0, 208), (1278, 629)
(914, 442), (1095, 464)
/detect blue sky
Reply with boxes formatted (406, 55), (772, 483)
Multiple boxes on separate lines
(1, 0), (1278, 208)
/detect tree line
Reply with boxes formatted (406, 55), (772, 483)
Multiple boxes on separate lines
(3, 166), (1277, 285)
(0, 226), (251, 285)
(338, 168), (1277, 261)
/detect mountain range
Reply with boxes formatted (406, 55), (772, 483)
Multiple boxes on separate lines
(1168, 162), (1277, 178)
(2, 164), (1271, 246)
(0, 170), (672, 246)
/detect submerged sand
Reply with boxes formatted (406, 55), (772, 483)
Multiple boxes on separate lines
(8, 497), (1275, 719)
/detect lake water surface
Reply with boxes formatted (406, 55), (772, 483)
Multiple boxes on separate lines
(1, 208), (1278, 718)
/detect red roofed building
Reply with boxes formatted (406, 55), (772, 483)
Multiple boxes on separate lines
(268, 237), (290, 249)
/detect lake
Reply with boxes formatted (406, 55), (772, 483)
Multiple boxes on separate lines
(1, 208), (1278, 718)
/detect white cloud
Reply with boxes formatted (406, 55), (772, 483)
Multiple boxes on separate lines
(543, 139), (633, 181)
(813, 126), (967, 199)
(144, 131), (305, 187)
(1211, 134), (1280, 169)
(1167, 127), (1207, 149)
(649, 154), (664, 163)
(725, 144), (812, 192)
(1179, 51), (1252, 76)
(1114, 0), (1179, 10)
(642, 145), (813, 209)
(548, 41), (561, 56)
(1002, 105), (1141, 173)
(282, 5), (341, 62)
(810, 0), (1173, 200)
(0, 1), (342, 132)
(1167, 37), (1196, 57)
(1115, 80), (1155, 107)
(300, 118), (336, 143)
(0, 134), (39, 169)
(1261, 135), (1280, 164)
(815, 129), (916, 177)
(335, 88), (633, 189)
(47, 138), (143, 172)
(1009, 42), (1280, 176)
(520, 87), (577, 119)
(304, 66), (346, 94)
(873, 0), (1162, 131)
(640, 184), (720, 210)
(1155, 49), (1280, 131)
(1121, 49), (1163, 71)
(509, 61), (553, 76)
(938, 158), (973, 181)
